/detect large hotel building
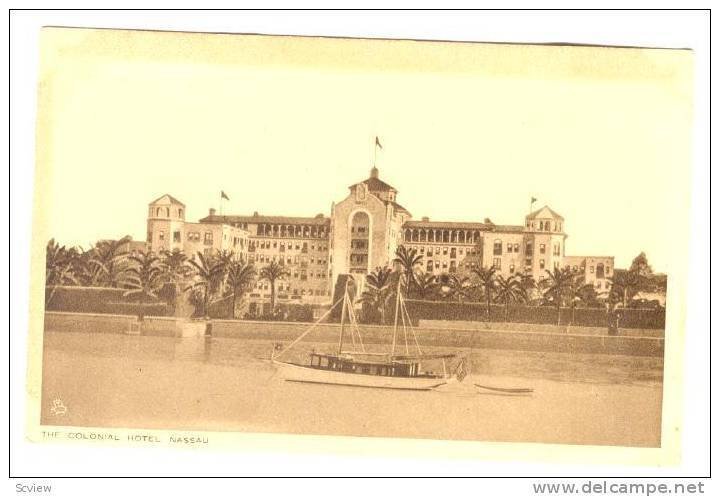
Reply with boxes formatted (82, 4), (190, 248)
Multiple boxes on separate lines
(146, 167), (613, 307)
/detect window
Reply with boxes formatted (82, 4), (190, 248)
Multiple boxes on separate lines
(507, 243), (513, 253)
(525, 258), (532, 267)
(449, 261), (457, 272)
(203, 248), (212, 256)
(493, 240), (502, 255)
(554, 261), (560, 269)
(427, 260), (433, 272)
(173, 231), (180, 242)
(204, 232), (213, 245)
(526, 242), (533, 256)
(553, 244), (561, 256)
(450, 247), (456, 258)
(178, 208), (183, 218)
(493, 258), (501, 269)
(443, 247), (448, 256)
(539, 259), (545, 269)
(539, 244), (546, 254)
(509, 264), (515, 274)
(514, 243), (520, 253)
(159, 231), (165, 241)
(147, 231), (152, 242)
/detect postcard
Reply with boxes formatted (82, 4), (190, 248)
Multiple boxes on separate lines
(27, 27), (693, 465)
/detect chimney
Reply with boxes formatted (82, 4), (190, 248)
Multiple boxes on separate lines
(370, 166), (379, 179)
(422, 216), (429, 222)
(209, 208), (216, 216)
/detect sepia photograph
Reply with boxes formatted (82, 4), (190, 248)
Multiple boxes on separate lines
(25, 23), (695, 461)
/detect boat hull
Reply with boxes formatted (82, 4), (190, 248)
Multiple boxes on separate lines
(272, 360), (449, 391)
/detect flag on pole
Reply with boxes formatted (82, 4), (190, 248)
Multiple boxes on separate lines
(531, 197), (537, 204)
(221, 191), (230, 201)
(375, 136), (383, 150)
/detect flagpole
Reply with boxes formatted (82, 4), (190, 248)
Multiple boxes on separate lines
(220, 192), (223, 216)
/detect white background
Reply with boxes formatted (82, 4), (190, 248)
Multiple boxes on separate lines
(6, 7), (712, 494)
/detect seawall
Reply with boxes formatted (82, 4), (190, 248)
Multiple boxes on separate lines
(43, 311), (665, 357)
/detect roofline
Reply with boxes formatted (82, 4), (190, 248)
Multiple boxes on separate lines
(148, 194), (186, 207)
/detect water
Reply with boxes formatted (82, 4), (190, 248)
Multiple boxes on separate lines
(41, 331), (663, 447)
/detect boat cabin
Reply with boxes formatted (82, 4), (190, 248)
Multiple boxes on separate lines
(308, 353), (430, 378)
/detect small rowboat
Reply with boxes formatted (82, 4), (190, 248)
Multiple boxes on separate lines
(474, 383), (534, 394)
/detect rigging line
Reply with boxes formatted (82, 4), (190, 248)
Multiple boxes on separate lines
(348, 299), (366, 353)
(346, 293), (358, 351)
(402, 294), (422, 355)
(400, 293), (410, 355)
(273, 297), (343, 360)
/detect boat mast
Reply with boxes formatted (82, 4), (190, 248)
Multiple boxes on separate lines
(337, 280), (349, 354)
(391, 273), (402, 355)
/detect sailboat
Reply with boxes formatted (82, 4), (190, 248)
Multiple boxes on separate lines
(271, 276), (465, 391)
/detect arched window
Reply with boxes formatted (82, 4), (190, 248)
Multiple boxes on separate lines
(165, 207), (170, 217)
(178, 208), (183, 218)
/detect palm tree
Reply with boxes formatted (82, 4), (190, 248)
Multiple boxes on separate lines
(413, 273), (440, 300)
(442, 274), (474, 303)
(471, 266), (497, 320)
(542, 267), (574, 325)
(45, 239), (81, 306)
(160, 249), (189, 305)
(393, 245), (422, 296)
(609, 270), (646, 307)
(86, 235), (132, 287)
(358, 267), (394, 324)
(259, 260), (289, 314)
(518, 272), (537, 301)
(225, 258), (257, 319)
(494, 274), (527, 321)
(184, 251), (226, 319)
(46, 239), (79, 286)
(567, 274), (596, 324)
(120, 251), (167, 321)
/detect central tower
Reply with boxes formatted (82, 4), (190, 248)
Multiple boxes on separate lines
(330, 167), (410, 292)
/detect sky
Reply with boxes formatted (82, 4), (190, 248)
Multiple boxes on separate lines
(35, 28), (694, 272)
